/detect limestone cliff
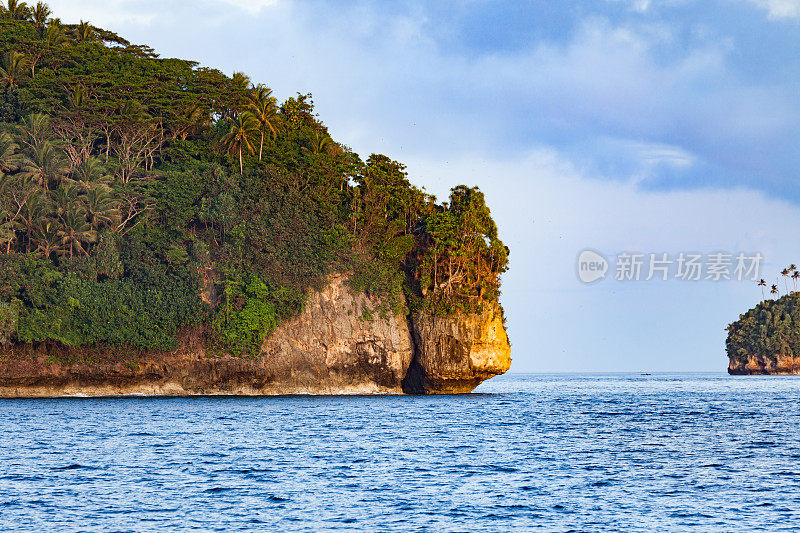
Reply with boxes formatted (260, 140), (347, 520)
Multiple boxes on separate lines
(402, 305), (511, 394)
(0, 275), (510, 397)
(728, 355), (800, 375)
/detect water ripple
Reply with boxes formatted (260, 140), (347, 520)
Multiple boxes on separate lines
(1, 373), (800, 531)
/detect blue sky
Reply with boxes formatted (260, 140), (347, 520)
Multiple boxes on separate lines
(48, 0), (800, 371)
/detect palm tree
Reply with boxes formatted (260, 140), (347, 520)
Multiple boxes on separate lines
(74, 20), (94, 43)
(771, 284), (779, 298)
(19, 142), (70, 190)
(30, 1), (49, 28)
(57, 205), (95, 258)
(70, 156), (112, 190)
(32, 220), (60, 258)
(0, 131), (21, 173)
(49, 180), (82, 219)
(15, 189), (52, 253)
(247, 85), (279, 161)
(175, 102), (209, 141)
(221, 112), (259, 174)
(0, 51), (29, 89)
(227, 71), (251, 117)
(83, 185), (120, 231)
(793, 271), (799, 293)
(15, 113), (52, 152)
(44, 19), (66, 47)
(782, 268), (790, 294)
(1, 0), (30, 20)
(303, 130), (334, 155)
(758, 279), (766, 301)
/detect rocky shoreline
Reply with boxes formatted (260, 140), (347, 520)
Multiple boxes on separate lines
(0, 275), (511, 397)
(727, 354), (800, 375)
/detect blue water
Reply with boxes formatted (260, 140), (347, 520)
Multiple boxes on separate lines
(2, 373), (800, 531)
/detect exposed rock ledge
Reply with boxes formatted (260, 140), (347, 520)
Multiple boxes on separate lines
(0, 275), (511, 397)
(728, 354), (800, 375)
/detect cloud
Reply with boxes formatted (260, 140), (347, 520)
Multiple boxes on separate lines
(743, 0), (800, 19)
(406, 149), (800, 371)
(46, 0), (157, 26)
(212, 0), (279, 14)
(608, 0), (653, 12)
(32, 0), (800, 371)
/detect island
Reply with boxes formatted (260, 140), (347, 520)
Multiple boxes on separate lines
(727, 274), (800, 375)
(0, 5), (511, 396)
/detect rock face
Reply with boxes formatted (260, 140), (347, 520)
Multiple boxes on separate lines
(402, 305), (511, 394)
(728, 354), (800, 375)
(0, 275), (511, 397)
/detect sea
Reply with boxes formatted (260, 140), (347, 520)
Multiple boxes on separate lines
(1, 373), (800, 532)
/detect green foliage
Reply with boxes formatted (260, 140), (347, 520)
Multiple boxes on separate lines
(94, 229), (122, 279)
(0, 4), (509, 358)
(727, 294), (800, 364)
(416, 186), (509, 314)
(212, 273), (277, 357)
(0, 298), (19, 345)
(11, 255), (202, 349)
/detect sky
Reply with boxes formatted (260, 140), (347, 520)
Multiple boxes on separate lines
(45, 0), (800, 372)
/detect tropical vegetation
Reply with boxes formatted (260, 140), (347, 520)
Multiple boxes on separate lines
(727, 265), (800, 365)
(0, 2), (509, 356)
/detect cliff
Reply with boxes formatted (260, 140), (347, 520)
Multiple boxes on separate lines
(726, 293), (800, 375)
(402, 306), (511, 394)
(0, 275), (511, 397)
(728, 354), (800, 375)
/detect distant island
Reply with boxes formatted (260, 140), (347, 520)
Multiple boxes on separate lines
(0, 1), (511, 396)
(727, 266), (800, 374)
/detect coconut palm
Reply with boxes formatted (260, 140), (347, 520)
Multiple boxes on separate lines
(49, 180), (82, 219)
(782, 268), (790, 294)
(15, 113), (52, 151)
(0, 51), (29, 89)
(30, 1), (49, 28)
(771, 284), (779, 298)
(1, 0), (30, 20)
(83, 185), (120, 231)
(175, 102), (209, 141)
(221, 112), (259, 174)
(758, 279), (766, 301)
(74, 20), (94, 43)
(70, 156), (112, 190)
(18, 142), (70, 190)
(15, 189), (52, 253)
(32, 220), (60, 258)
(44, 19), (66, 47)
(247, 85), (279, 161)
(0, 132), (21, 173)
(57, 205), (95, 258)
(793, 271), (799, 293)
(0, 194), (15, 253)
(303, 130), (334, 156)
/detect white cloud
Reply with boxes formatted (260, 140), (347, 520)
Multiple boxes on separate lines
(212, 0), (279, 14)
(743, 0), (800, 19)
(46, 0), (156, 26)
(32, 0), (800, 371)
(406, 150), (800, 371)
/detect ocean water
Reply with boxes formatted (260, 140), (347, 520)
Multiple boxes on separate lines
(1, 373), (800, 532)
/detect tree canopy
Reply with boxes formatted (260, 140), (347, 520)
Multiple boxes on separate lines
(0, 2), (509, 355)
